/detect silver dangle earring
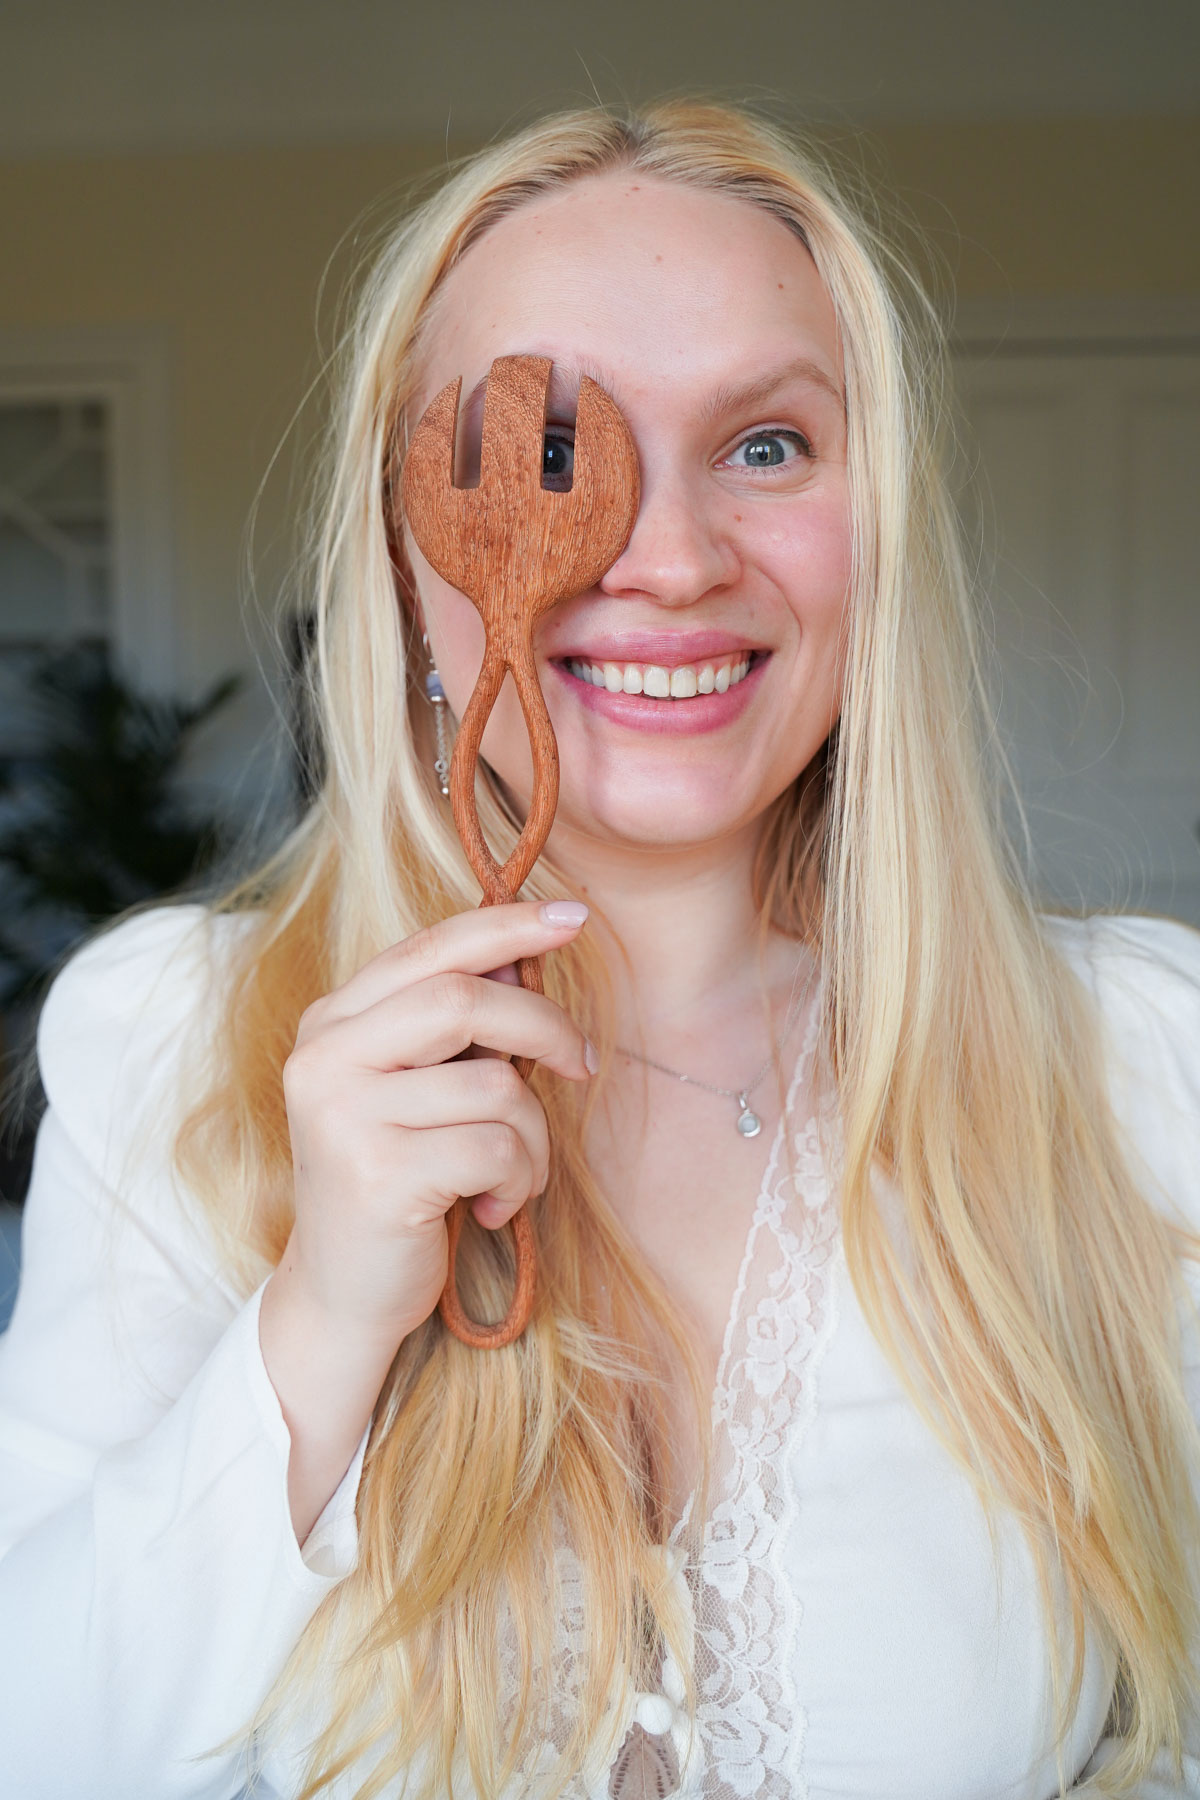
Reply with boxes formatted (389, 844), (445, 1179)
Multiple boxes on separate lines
(422, 630), (452, 798)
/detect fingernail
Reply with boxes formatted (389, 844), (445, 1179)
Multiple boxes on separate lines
(540, 900), (589, 929)
(584, 1039), (599, 1075)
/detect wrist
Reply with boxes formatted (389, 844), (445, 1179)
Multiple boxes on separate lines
(260, 1262), (400, 1417)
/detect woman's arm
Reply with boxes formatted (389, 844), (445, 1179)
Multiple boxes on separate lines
(0, 910), (367, 1800)
(0, 896), (593, 1798)
(1054, 914), (1200, 1795)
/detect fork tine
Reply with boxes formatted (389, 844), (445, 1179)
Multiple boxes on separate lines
(404, 374), (461, 493)
(401, 375), (469, 591)
(563, 375), (641, 583)
(479, 356), (552, 498)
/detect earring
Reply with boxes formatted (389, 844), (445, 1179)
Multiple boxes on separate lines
(422, 630), (451, 798)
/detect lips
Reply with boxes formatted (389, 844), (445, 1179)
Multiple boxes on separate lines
(547, 646), (769, 735)
(550, 629), (764, 666)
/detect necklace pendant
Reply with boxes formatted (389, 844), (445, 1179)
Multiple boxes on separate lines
(735, 1096), (762, 1139)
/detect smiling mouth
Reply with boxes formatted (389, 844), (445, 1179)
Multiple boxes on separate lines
(557, 650), (760, 699)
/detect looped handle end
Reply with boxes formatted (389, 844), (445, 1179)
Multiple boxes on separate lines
(439, 1200), (538, 1349)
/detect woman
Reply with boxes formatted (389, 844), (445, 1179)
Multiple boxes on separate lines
(1, 100), (1199, 1800)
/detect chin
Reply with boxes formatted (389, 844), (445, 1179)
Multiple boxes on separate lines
(564, 791), (758, 851)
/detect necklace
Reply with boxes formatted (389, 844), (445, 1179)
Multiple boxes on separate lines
(615, 957), (815, 1140)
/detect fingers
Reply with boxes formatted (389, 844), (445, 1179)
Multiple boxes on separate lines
(279, 905), (588, 1350)
(484, 962), (521, 986)
(342, 972), (593, 1080)
(394, 1120), (538, 1224)
(366, 1058), (550, 1185)
(320, 900), (589, 1017)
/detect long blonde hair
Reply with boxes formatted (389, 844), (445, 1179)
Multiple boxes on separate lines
(176, 101), (1200, 1797)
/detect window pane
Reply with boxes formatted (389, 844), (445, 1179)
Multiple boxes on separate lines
(0, 522), (75, 640)
(0, 406), (61, 486)
(0, 396), (114, 751)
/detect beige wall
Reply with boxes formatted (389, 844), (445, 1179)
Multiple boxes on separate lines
(2, 115), (1197, 796)
(875, 116), (1200, 296)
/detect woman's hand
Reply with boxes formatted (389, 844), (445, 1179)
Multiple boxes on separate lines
(259, 898), (591, 1544)
(277, 898), (592, 1355)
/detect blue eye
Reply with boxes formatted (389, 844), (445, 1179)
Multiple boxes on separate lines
(728, 430), (811, 471)
(542, 434), (574, 488)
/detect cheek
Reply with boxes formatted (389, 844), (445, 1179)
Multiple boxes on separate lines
(426, 579), (487, 705)
(766, 494), (854, 634)
(756, 494), (853, 748)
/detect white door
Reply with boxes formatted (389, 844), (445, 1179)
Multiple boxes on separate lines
(952, 346), (1200, 927)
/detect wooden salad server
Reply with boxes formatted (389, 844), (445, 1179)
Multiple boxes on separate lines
(399, 354), (640, 1348)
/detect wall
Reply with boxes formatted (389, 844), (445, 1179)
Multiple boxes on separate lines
(1, 114), (1197, 799)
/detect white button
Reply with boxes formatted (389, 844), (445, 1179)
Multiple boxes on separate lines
(633, 1692), (675, 1734)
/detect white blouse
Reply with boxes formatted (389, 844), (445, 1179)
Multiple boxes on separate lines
(1, 905), (1199, 1799)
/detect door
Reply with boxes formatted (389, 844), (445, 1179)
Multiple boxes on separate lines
(952, 346), (1200, 927)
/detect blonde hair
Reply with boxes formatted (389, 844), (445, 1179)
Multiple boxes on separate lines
(175, 101), (1200, 1797)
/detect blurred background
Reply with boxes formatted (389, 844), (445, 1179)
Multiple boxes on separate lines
(1, 0), (1198, 1318)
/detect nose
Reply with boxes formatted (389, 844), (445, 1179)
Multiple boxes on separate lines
(597, 468), (739, 607)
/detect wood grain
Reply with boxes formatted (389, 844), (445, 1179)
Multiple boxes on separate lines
(399, 354), (639, 1348)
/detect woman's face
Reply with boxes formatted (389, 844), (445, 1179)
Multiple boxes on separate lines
(405, 171), (851, 857)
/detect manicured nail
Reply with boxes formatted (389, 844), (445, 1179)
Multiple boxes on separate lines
(540, 900), (589, 929)
(584, 1039), (600, 1074)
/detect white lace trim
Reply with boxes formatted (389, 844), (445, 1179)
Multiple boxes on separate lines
(479, 984), (845, 1800)
(662, 986), (842, 1798)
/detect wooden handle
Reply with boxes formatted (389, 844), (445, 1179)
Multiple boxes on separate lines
(438, 638), (556, 1348)
(401, 354), (641, 1352)
(436, 954), (542, 1350)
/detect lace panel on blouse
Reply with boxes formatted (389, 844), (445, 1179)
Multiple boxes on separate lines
(602, 988), (842, 1800)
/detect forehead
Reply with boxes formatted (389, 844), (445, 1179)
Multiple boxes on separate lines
(416, 172), (843, 415)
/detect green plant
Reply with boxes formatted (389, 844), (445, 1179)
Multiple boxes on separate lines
(0, 642), (242, 1006)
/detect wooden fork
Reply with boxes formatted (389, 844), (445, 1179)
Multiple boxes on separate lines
(399, 354), (640, 1347)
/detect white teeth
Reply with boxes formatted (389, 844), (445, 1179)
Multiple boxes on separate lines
(566, 654), (755, 697)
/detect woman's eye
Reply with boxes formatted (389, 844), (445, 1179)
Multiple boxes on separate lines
(725, 430), (812, 472)
(542, 433), (575, 488)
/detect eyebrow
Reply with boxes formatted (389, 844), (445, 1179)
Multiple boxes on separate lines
(697, 356), (845, 426)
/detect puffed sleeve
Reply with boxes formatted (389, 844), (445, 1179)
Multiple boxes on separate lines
(0, 906), (368, 1800)
(1048, 913), (1200, 1795)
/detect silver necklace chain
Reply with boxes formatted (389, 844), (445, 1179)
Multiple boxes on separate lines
(615, 956), (816, 1140)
